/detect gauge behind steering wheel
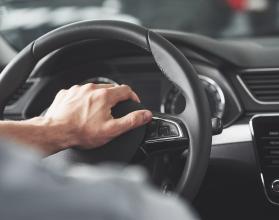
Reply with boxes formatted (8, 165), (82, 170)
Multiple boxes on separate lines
(0, 20), (211, 200)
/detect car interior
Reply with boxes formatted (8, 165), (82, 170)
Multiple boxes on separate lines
(1, 0), (279, 219)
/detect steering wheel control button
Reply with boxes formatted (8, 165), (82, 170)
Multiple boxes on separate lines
(271, 180), (279, 193)
(159, 121), (179, 137)
(144, 115), (187, 145)
(145, 120), (159, 140)
(158, 126), (170, 137)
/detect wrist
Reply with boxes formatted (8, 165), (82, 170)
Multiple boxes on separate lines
(27, 116), (77, 153)
(7, 116), (76, 155)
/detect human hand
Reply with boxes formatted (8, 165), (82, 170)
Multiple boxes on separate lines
(44, 83), (152, 151)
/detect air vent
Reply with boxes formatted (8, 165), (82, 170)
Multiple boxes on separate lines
(7, 81), (34, 106)
(239, 70), (279, 102)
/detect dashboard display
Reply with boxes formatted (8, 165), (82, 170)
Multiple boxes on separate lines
(82, 75), (162, 111)
(162, 75), (225, 118)
(129, 79), (161, 111)
(81, 74), (225, 119)
(251, 115), (279, 205)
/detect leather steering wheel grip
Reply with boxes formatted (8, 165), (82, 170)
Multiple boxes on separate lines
(0, 20), (211, 200)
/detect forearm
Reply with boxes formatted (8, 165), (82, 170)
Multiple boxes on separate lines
(0, 117), (73, 155)
(0, 84), (151, 155)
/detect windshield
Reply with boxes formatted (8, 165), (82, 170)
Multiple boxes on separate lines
(0, 0), (278, 50)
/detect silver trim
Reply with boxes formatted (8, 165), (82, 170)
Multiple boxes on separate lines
(260, 173), (277, 206)
(271, 179), (279, 193)
(161, 75), (226, 118)
(212, 124), (252, 145)
(199, 75), (226, 118)
(241, 68), (279, 73)
(250, 113), (279, 121)
(260, 173), (279, 206)
(144, 116), (185, 144)
(237, 68), (279, 105)
(249, 113), (279, 143)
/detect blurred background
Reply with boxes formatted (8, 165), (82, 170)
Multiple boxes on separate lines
(0, 0), (279, 50)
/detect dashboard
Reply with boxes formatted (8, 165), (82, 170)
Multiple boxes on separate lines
(3, 31), (279, 220)
(3, 40), (242, 129)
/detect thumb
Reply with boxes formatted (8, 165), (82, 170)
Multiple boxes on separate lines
(111, 110), (153, 137)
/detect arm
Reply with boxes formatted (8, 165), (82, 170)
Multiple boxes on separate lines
(0, 83), (152, 155)
(0, 117), (68, 155)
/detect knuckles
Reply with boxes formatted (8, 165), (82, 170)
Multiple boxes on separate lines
(69, 85), (80, 91)
(82, 83), (96, 91)
(56, 89), (66, 97)
(93, 88), (110, 102)
(121, 84), (132, 93)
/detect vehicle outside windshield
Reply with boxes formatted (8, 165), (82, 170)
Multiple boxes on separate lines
(0, 0), (278, 50)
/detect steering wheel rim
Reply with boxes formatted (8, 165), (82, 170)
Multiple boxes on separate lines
(0, 20), (212, 200)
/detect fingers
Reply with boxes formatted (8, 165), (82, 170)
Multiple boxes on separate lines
(67, 83), (140, 107)
(91, 83), (116, 89)
(108, 110), (153, 137)
(68, 83), (115, 91)
(107, 85), (140, 106)
(79, 83), (116, 91)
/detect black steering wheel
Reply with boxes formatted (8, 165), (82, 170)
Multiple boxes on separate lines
(0, 20), (211, 200)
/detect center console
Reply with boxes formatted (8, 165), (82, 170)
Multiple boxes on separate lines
(250, 114), (279, 205)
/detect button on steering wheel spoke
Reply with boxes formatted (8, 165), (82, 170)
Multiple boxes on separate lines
(142, 113), (189, 154)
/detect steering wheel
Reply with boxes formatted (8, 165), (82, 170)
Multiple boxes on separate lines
(0, 20), (211, 200)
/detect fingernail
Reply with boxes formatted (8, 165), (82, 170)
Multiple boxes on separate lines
(143, 111), (152, 123)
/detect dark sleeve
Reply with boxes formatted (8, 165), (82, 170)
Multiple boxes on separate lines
(0, 139), (199, 220)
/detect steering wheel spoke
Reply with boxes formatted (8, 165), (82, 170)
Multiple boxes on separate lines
(142, 113), (189, 154)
